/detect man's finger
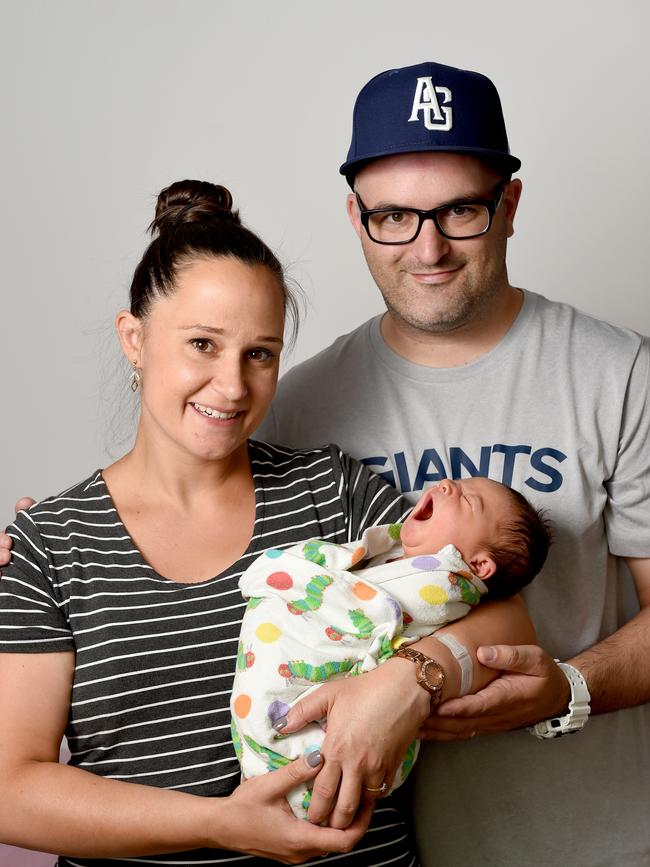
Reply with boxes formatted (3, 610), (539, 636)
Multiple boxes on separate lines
(477, 643), (550, 675)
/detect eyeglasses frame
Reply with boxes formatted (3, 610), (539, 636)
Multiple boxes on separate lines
(355, 182), (506, 245)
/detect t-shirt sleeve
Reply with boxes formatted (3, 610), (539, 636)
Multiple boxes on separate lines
(604, 336), (650, 557)
(0, 512), (74, 652)
(330, 445), (412, 543)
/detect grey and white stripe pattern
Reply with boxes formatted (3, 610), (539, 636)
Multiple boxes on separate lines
(0, 441), (416, 867)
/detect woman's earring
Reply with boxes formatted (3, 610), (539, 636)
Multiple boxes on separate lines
(129, 362), (141, 393)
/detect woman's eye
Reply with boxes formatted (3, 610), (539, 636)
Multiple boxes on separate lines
(190, 338), (214, 353)
(248, 348), (275, 362)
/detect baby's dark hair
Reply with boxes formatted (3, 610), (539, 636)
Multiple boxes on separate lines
(481, 487), (552, 599)
(129, 179), (301, 346)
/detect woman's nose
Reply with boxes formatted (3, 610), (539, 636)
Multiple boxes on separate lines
(212, 361), (248, 402)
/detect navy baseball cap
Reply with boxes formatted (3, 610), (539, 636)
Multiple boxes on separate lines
(340, 61), (521, 185)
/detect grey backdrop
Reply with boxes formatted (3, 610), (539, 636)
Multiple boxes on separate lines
(2, 0), (649, 517)
(0, 1), (649, 863)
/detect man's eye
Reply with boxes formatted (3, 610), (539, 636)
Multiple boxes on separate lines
(450, 204), (480, 219)
(190, 338), (214, 352)
(378, 211), (407, 225)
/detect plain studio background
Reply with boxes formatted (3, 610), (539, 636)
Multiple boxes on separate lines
(0, 1), (648, 865)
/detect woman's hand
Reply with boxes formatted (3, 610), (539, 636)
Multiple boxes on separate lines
(278, 657), (430, 830)
(420, 644), (571, 740)
(218, 752), (373, 864)
(0, 497), (35, 572)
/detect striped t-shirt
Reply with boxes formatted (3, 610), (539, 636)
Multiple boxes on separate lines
(0, 441), (416, 867)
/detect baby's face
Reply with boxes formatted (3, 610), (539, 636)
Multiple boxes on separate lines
(400, 478), (515, 567)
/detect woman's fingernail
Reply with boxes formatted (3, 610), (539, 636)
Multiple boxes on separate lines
(481, 646), (496, 662)
(273, 716), (288, 732)
(306, 750), (322, 768)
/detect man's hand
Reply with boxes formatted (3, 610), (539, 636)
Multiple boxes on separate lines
(419, 644), (570, 740)
(0, 498), (36, 572)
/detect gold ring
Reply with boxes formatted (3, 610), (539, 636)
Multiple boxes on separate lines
(364, 781), (389, 794)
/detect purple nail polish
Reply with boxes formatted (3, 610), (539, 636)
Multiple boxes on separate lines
(306, 750), (322, 768)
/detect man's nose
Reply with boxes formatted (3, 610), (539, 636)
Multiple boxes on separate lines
(409, 218), (451, 263)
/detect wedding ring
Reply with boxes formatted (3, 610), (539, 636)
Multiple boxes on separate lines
(364, 781), (389, 794)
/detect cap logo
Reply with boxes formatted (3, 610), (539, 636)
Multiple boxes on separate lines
(408, 77), (452, 131)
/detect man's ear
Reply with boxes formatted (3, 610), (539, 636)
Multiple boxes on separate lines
(346, 192), (363, 238)
(469, 551), (497, 580)
(503, 178), (523, 238)
(115, 310), (143, 364)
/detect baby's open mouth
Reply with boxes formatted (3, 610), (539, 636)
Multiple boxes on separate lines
(410, 490), (434, 521)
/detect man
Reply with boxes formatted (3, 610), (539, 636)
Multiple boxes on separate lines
(258, 62), (650, 866)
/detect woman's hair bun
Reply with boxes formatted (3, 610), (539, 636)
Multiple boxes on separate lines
(150, 179), (240, 235)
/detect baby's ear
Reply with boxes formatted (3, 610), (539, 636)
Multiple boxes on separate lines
(469, 551), (497, 580)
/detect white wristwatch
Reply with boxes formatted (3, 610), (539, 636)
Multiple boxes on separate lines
(529, 662), (591, 739)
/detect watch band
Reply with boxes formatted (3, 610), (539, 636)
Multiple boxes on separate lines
(395, 646), (446, 712)
(529, 661), (591, 739)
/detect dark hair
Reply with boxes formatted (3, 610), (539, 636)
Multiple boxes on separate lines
(129, 179), (300, 346)
(481, 488), (552, 599)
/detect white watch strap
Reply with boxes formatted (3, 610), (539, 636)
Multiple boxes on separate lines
(436, 633), (473, 696)
(529, 661), (591, 739)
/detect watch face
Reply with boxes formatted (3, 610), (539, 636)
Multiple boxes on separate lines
(420, 659), (445, 692)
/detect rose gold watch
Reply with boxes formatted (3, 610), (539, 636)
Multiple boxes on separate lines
(395, 646), (446, 712)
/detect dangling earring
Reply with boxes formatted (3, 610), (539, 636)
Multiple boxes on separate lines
(129, 362), (141, 393)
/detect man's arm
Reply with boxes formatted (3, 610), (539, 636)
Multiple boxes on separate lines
(569, 556), (650, 713)
(430, 556), (650, 733)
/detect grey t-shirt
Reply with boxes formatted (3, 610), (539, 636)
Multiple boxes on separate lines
(258, 289), (650, 866)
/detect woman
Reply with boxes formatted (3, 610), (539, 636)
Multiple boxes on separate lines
(0, 180), (532, 866)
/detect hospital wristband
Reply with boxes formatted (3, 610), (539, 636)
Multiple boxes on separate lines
(435, 633), (473, 696)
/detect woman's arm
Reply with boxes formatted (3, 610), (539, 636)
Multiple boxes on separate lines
(0, 651), (370, 861)
(279, 595), (536, 829)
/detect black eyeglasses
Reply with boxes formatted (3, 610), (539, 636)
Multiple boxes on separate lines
(355, 183), (505, 244)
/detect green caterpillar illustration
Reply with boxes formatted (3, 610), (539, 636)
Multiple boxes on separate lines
(230, 719), (243, 763)
(325, 607), (377, 642)
(377, 635), (395, 662)
(236, 640), (255, 672)
(286, 574), (334, 615)
(302, 540), (328, 566)
(278, 657), (358, 682)
(243, 734), (291, 771)
(246, 596), (264, 610)
(400, 739), (418, 781)
(450, 571), (482, 605)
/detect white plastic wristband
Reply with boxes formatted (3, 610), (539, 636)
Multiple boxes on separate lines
(529, 661), (591, 739)
(435, 633), (473, 696)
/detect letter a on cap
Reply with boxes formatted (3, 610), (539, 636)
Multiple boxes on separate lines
(408, 77), (452, 131)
